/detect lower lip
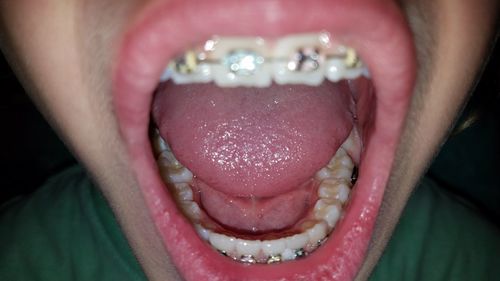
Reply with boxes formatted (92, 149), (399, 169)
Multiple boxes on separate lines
(128, 139), (384, 280)
(112, 0), (416, 280)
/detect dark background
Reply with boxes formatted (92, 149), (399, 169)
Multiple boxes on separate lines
(1, 43), (499, 223)
(0, 55), (75, 203)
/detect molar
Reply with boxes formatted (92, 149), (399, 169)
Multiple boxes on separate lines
(169, 49), (213, 84)
(318, 179), (351, 203)
(209, 232), (237, 254)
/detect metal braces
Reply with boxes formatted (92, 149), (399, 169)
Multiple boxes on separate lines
(170, 46), (362, 76)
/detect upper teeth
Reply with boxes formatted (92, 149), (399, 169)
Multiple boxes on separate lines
(161, 32), (369, 87)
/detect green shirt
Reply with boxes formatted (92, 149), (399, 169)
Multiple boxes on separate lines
(1, 165), (499, 280)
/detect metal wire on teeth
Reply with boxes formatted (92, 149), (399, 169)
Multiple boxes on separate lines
(171, 47), (360, 77)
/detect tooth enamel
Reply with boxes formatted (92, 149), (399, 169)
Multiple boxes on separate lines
(173, 183), (193, 201)
(155, 127), (360, 264)
(161, 32), (368, 87)
(335, 182), (351, 203)
(306, 222), (328, 245)
(158, 150), (182, 169)
(285, 233), (310, 250)
(314, 198), (334, 212)
(300, 219), (317, 231)
(273, 33), (327, 86)
(262, 238), (286, 256)
(166, 167), (193, 184)
(209, 233), (237, 254)
(160, 68), (173, 82)
(318, 179), (351, 203)
(209, 37), (272, 87)
(281, 248), (296, 261)
(327, 148), (352, 169)
(325, 58), (346, 82)
(195, 224), (211, 240)
(152, 130), (170, 154)
(181, 201), (202, 221)
(236, 239), (262, 257)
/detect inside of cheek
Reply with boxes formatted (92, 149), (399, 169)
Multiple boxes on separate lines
(147, 77), (374, 262)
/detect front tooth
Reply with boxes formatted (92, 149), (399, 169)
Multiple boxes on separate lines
(209, 37), (272, 87)
(194, 224), (211, 240)
(281, 248), (296, 261)
(262, 238), (286, 256)
(273, 33), (328, 86)
(236, 239), (262, 257)
(285, 233), (309, 250)
(344, 67), (365, 80)
(209, 233), (237, 254)
(332, 166), (352, 180)
(325, 58), (346, 82)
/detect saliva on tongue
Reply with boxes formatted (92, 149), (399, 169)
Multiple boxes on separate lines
(152, 81), (354, 234)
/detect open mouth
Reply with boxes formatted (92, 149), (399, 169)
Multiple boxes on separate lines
(113, 1), (415, 280)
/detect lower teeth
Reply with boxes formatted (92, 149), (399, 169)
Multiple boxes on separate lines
(152, 128), (358, 264)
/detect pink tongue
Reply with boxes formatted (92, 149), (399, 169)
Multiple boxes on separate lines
(153, 82), (353, 231)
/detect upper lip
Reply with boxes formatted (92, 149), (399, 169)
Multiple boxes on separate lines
(112, 0), (416, 280)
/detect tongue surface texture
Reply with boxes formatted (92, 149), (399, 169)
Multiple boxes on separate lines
(153, 82), (353, 230)
(196, 178), (315, 233)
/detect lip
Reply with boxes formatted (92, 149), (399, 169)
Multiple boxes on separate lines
(112, 0), (415, 280)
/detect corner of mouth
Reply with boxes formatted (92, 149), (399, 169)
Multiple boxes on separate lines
(112, 1), (416, 280)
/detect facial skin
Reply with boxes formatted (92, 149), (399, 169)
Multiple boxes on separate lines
(0, 1), (498, 280)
